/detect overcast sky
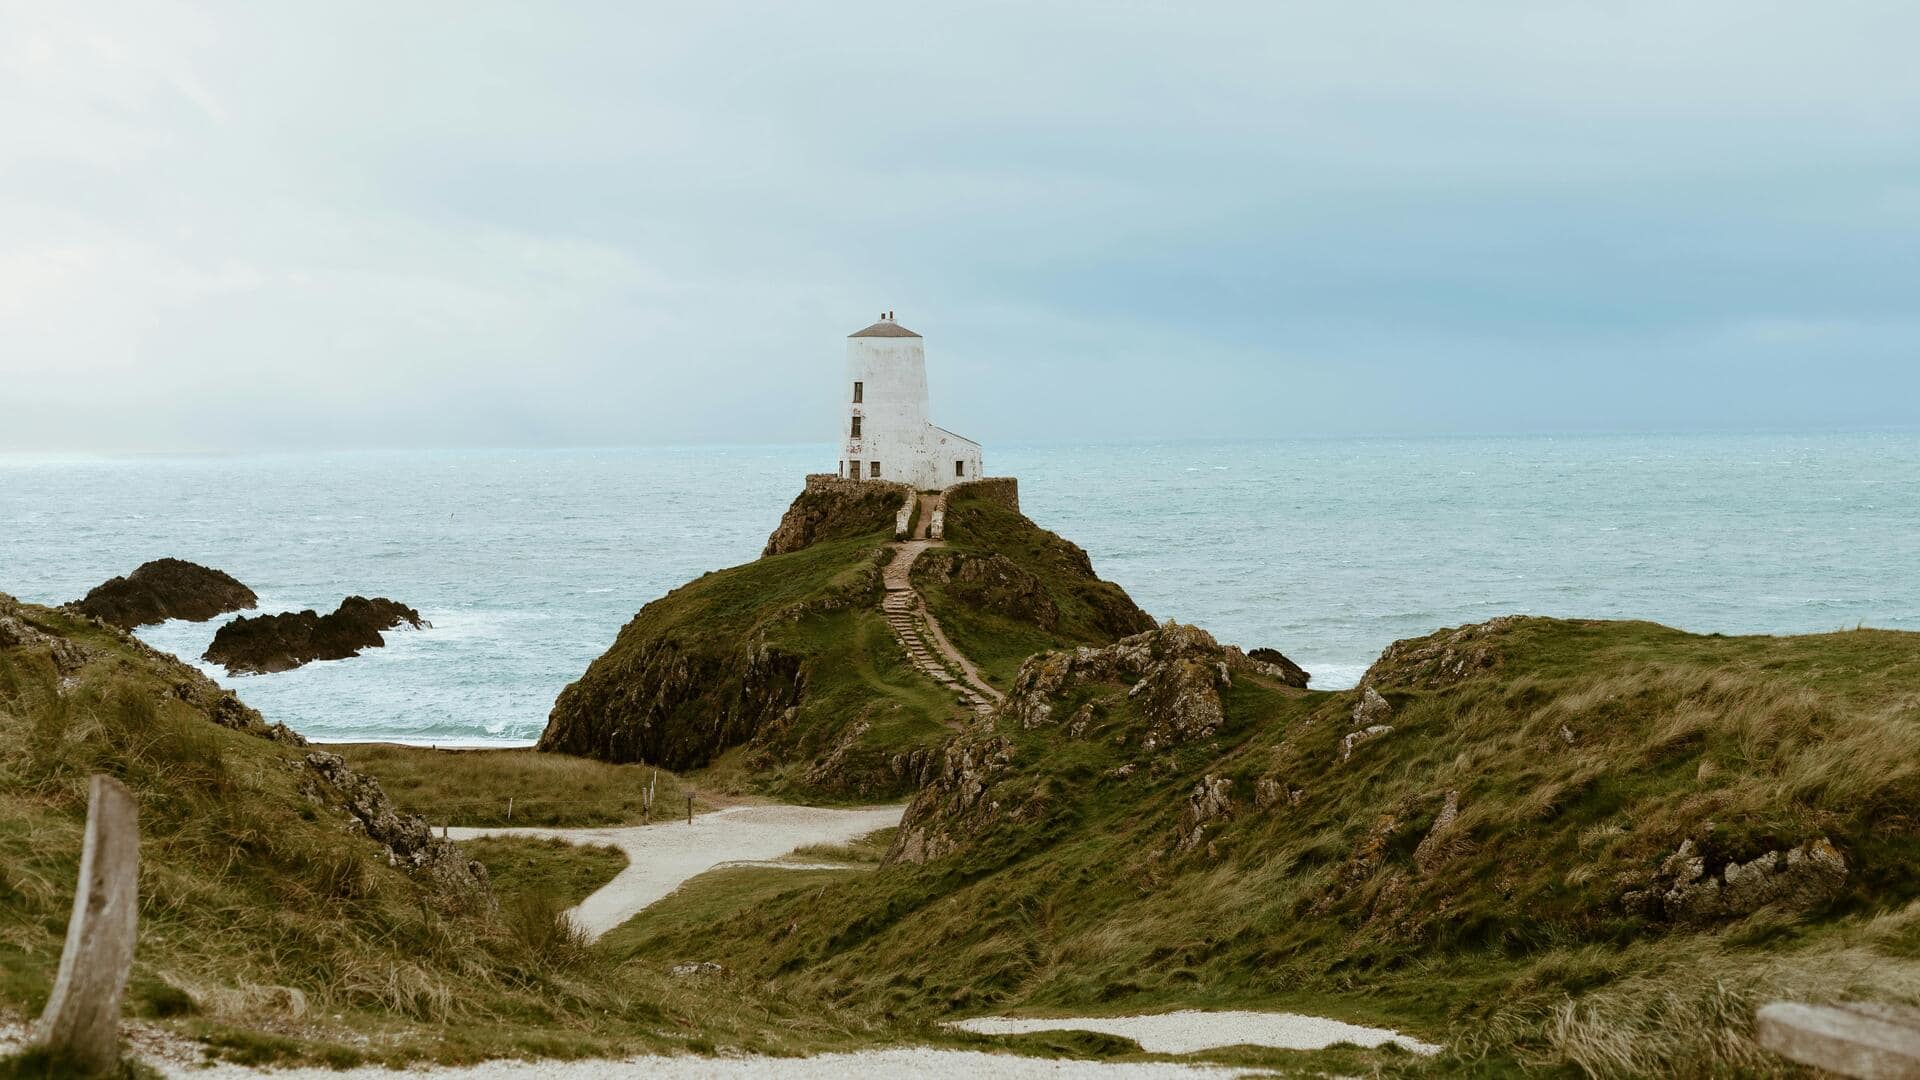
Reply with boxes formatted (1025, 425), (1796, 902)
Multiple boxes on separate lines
(3, 2), (1917, 452)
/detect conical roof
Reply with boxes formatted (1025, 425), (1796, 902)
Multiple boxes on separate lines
(849, 319), (921, 338)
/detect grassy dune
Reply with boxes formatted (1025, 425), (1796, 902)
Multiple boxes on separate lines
(615, 618), (1920, 1075)
(0, 598), (900, 1067)
(333, 743), (703, 827)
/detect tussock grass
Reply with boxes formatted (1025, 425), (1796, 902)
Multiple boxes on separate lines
(0, 601), (906, 1066)
(622, 618), (1920, 1075)
(334, 744), (697, 827)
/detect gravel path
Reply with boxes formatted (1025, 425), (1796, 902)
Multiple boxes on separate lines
(451, 804), (903, 939)
(173, 1049), (1241, 1078)
(4, 1018), (1242, 1077)
(953, 1010), (1441, 1056)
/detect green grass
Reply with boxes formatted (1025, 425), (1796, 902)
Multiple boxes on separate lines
(465, 836), (627, 909)
(0, 596), (908, 1067)
(625, 617), (1920, 1075)
(333, 744), (702, 827)
(916, 488), (1155, 687)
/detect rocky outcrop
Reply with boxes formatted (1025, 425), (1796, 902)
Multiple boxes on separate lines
(301, 751), (492, 909)
(1246, 647), (1310, 688)
(1362, 616), (1573, 690)
(1004, 623), (1238, 750)
(205, 596), (426, 675)
(1412, 790), (1466, 873)
(887, 730), (1019, 865)
(1, 593), (96, 675)
(913, 550), (1060, 630)
(71, 558), (257, 629)
(1352, 686), (1393, 727)
(2, 592), (304, 745)
(1340, 725), (1393, 762)
(1174, 776), (1234, 854)
(1624, 837), (1848, 924)
(763, 476), (911, 557)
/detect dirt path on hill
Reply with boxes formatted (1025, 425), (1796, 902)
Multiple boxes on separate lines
(880, 539), (1004, 714)
(449, 804), (903, 939)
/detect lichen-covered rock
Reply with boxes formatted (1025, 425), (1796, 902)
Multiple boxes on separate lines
(886, 731), (1017, 865)
(0, 595), (96, 674)
(913, 550), (1060, 630)
(1626, 837), (1848, 923)
(762, 476), (911, 557)
(1352, 686), (1393, 727)
(70, 558), (257, 629)
(1, 593), (304, 745)
(1174, 776), (1233, 853)
(1245, 647), (1311, 688)
(1340, 724), (1393, 762)
(1362, 616), (1570, 690)
(205, 596), (426, 675)
(1413, 790), (1468, 873)
(302, 751), (492, 909)
(1004, 622), (1235, 749)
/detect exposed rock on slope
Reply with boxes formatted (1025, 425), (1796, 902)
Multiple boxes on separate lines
(303, 751), (493, 907)
(763, 476), (910, 557)
(4, 591), (304, 744)
(71, 557), (257, 629)
(205, 595), (426, 674)
(892, 622), (1273, 864)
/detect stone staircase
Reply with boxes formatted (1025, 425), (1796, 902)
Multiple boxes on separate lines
(882, 539), (1001, 715)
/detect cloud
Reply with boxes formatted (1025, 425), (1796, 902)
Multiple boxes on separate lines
(1, 1), (1917, 451)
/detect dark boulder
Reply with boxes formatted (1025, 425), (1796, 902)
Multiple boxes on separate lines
(1246, 647), (1311, 688)
(72, 558), (257, 629)
(205, 596), (426, 675)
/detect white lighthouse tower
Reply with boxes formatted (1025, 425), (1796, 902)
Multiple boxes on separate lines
(841, 312), (981, 490)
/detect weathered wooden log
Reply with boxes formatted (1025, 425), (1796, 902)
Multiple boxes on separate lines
(1756, 1001), (1920, 1079)
(32, 774), (140, 1076)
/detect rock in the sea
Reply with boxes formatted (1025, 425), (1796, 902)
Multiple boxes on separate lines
(205, 596), (426, 675)
(71, 558), (257, 629)
(1246, 647), (1311, 688)
(301, 751), (491, 909)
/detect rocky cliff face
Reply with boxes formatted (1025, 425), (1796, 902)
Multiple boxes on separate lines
(762, 476), (910, 557)
(542, 479), (1160, 789)
(205, 596), (426, 675)
(303, 751), (493, 908)
(71, 557), (257, 629)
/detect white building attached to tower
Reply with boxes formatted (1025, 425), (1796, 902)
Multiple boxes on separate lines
(840, 313), (982, 490)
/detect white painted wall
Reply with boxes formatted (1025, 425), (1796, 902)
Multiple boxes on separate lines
(839, 317), (983, 490)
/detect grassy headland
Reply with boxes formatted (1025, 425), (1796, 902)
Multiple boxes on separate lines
(611, 616), (1920, 1075)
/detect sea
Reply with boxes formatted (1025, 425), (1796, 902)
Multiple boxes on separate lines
(2, 433), (1915, 746)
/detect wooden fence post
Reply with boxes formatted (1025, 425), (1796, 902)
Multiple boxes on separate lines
(686, 792), (694, 825)
(33, 774), (139, 1076)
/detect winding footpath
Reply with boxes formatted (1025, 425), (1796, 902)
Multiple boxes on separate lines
(449, 803), (903, 940)
(881, 505), (1004, 715)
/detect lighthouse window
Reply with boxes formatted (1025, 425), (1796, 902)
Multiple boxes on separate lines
(849, 416), (862, 438)
(869, 461), (881, 479)
(852, 381), (863, 403)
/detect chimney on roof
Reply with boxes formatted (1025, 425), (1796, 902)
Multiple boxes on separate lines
(888, 309), (894, 320)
